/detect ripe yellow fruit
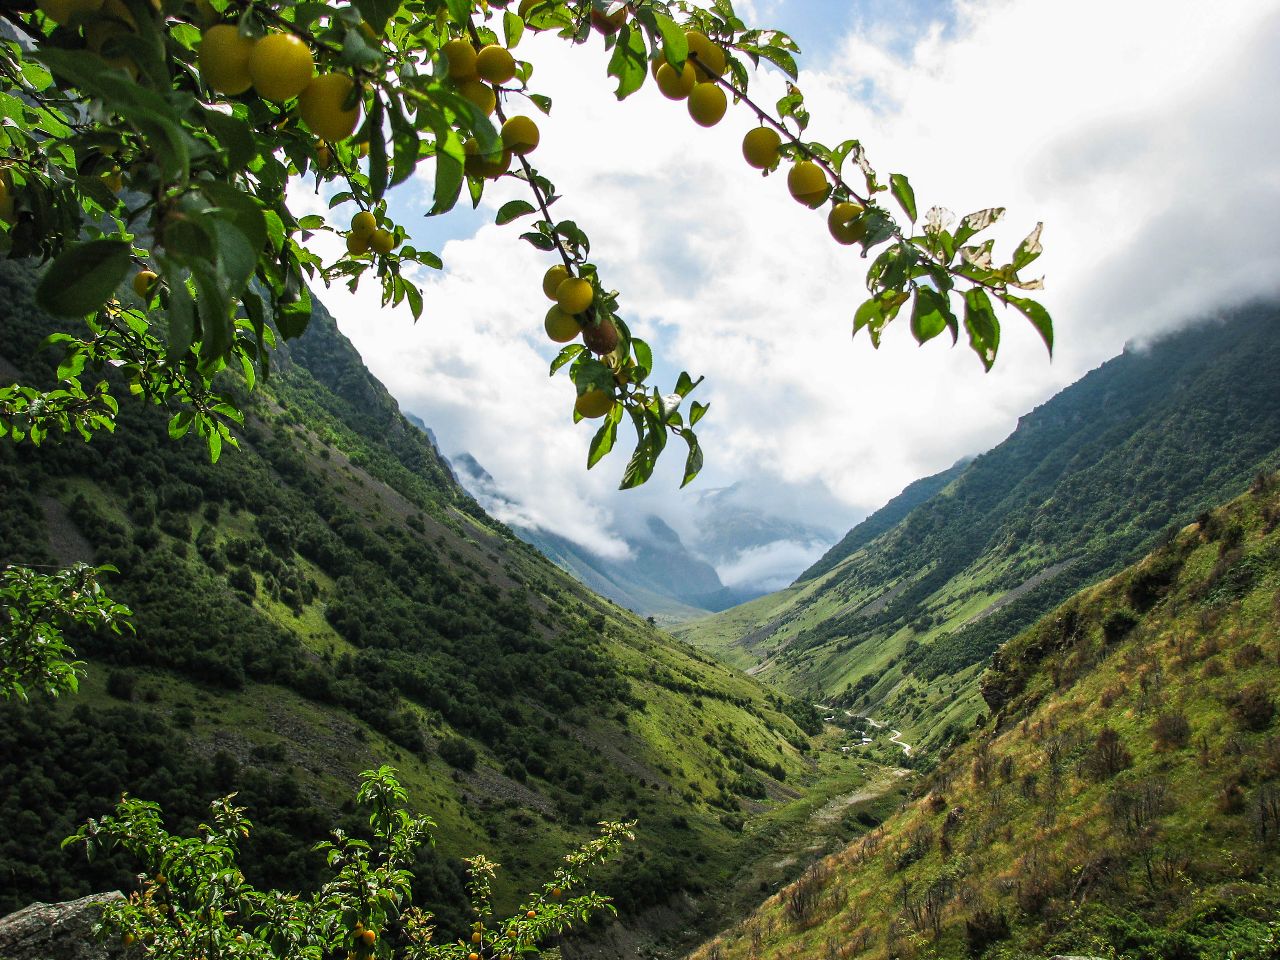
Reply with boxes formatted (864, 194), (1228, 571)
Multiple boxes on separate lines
(37, 0), (104, 26)
(463, 139), (510, 179)
(500, 115), (539, 155)
(590, 5), (626, 35)
(458, 79), (497, 116)
(122, 933), (137, 947)
(470, 932), (483, 944)
(199, 24), (255, 96)
(687, 83), (727, 127)
(655, 62), (695, 101)
(555, 277), (593, 315)
(575, 389), (614, 419)
(787, 160), (826, 208)
(475, 45), (516, 85)
(102, 167), (124, 192)
(469, 954), (481, 960)
(346, 232), (371, 255)
(442, 39), (477, 79)
(299, 74), (361, 143)
(742, 126), (781, 169)
(369, 228), (396, 255)
(132, 270), (157, 297)
(544, 307), (581, 343)
(827, 201), (867, 245)
(86, 0), (139, 73)
(192, 0), (218, 27)
(684, 30), (726, 79)
(350, 211), (376, 238)
(315, 142), (332, 169)
(249, 33), (314, 102)
(551, 887), (563, 898)
(358, 930), (376, 947)
(542, 264), (569, 300)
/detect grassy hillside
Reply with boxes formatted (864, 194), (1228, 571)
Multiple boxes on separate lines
(678, 303), (1280, 752)
(688, 475), (1280, 960)
(0, 262), (860, 955)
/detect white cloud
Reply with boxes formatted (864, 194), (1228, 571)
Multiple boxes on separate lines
(717, 539), (832, 591)
(306, 0), (1280, 572)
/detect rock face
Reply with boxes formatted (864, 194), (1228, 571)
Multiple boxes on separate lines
(0, 892), (124, 960)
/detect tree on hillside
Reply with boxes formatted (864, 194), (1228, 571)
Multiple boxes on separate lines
(0, 0), (1053, 952)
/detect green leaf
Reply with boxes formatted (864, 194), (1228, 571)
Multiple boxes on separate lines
(910, 287), (952, 345)
(366, 96), (389, 199)
(353, 0), (397, 34)
(889, 173), (916, 223)
(387, 96), (420, 189)
(342, 26), (383, 67)
(503, 9), (524, 48)
(201, 108), (257, 170)
(431, 128), (465, 215)
(35, 240), (131, 317)
(607, 24), (648, 100)
(587, 411), (619, 468)
(403, 280), (423, 321)
(689, 401), (709, 427)
(550, 344), (584, 375)
(1006, 294), (1053, 356)
(653, 13), (688, 64)
(620, 438), (656, 489)
(954, 207), (1004, 246)
(201, 182), (267, 257)
(680, 432), (703, 488)
(962, 287), (1000, 371)
(1012, 221), (1044, 271)
(164, 267), (195, 357)
(631, 338), (653, 379)
(496, 200), (536, 225)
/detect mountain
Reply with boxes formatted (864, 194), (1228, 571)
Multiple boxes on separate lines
(446, 452), (729, 621)
(0, 261), (853, 955)
(689, 476), (1280, 960)
(446, 456), (835, 623)
(678, 302), (1280, 751)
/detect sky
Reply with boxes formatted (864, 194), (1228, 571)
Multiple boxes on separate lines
(293, 0), (1280, 591)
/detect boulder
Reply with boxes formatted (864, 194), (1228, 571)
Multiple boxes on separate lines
(0, 892), (124, 960)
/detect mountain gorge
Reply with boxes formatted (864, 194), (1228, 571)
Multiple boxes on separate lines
(448, 453), (835, 623)
(678, 303), (1280, 754)
(0, 262), (860, 955)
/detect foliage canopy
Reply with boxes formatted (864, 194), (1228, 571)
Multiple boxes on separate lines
(0, 0), (1052, 488)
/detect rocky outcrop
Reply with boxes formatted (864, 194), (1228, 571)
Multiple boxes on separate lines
(0, 892), (123, 960)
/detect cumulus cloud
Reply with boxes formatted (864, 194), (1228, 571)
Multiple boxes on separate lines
(304, 0), (1280, 573)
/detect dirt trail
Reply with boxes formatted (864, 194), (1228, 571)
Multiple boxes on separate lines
(809, 768), (912, 826)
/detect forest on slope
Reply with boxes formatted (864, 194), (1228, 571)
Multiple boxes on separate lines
(690, 475), (1280, 960)
(0, 261), (841, 955)
(678, 303), (1280, 752)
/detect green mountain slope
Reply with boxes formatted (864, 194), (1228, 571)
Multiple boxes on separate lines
(0, 262), (854, 954)
(678, 303), (1280, 750)
(690, 476), (1280, 960)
